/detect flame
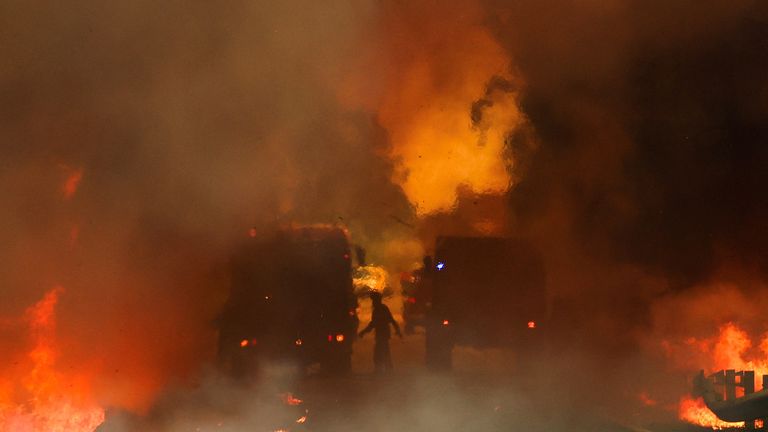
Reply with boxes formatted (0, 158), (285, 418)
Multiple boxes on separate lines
(676, 322), (768, 428)
(353, 265), (389, 293)
(280, 393), (302, 406)
(378, 39), (522, 216)
(679, 396), (743, 430)
(0, 287), (105, 432)
(61, 167), (83, 200)
(341, 3), (525, 216)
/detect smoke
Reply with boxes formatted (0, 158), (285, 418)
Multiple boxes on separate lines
(2, 0), (768, 428)
(0, 0), (417, 413)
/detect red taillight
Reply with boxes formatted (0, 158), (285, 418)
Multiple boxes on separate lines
(407, 297), (417, 304)
(442, 319), (449, 326)
(335, 334), (345, 342)
(327, 334), (333, 342)
(527, 321), (536, 329)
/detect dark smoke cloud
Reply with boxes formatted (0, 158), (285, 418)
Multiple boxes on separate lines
(480, 0), (768, 333)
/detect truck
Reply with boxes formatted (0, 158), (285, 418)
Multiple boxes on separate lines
(418, 236), (547, 369)
(216, 225), (358, 376)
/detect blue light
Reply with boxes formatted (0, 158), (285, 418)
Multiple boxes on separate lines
(436, 262), (445, 270)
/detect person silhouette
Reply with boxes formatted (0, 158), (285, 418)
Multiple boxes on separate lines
(358, 291), (402, 372)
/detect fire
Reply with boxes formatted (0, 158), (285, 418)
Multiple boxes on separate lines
(340, 2), (525, 216)
(280, 393), (302, 406)
(676, 322), (768, 428)
(61, 167), (83, 200)
(679, 396), (743, 430)
(0, 287), (105, 432)
(377, 39), (522, 215)
(353, 265), (389, 293)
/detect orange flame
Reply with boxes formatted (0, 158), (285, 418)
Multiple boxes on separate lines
(341, 3), (525, 216)
(280, 393), (302, 406)
(679, 396), (743, 430)
(0, 287), (105, 432)
(62, 167), (83, 200)
(677, 322), (768, 428)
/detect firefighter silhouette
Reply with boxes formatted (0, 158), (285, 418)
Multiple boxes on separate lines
(358, 291), (401, 372)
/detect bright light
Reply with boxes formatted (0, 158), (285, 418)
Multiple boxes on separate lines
(527, 321), (536, 329)
(335, 334), (345, 342)
(442, 319), (449, 326)
(295, 338), (303, 346)
(436, 262), (445, 270)
(240, 339), (249, 347)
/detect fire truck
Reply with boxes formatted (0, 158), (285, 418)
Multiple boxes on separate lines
(216, 225), (358, 376)
(418, 236), (547, 369)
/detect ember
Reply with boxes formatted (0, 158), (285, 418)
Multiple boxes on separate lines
(61, 166), (83, 200)
(281, 393), (303, 406)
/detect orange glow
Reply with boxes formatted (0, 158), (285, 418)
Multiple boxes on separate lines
(295, 338), (303, 346)
(240, 339), (249, 347)
(62, 167), (83, 200)
(676, 322), (768, 428)
(0, 287), (105, 432)
(442, 319), (449, 326)
(296, 415), (307, 424)
(679, 396), (743, 429)
(353, 265), (389, 293)
(248, 228), (257, 238)
(527, 321), (536, 329)
(335, 334), (345, 343)
(341, 3), (524, 216)
(280, 393), (302, 406)
(756, 419), (764, 428)
(638, 392), (657, 407)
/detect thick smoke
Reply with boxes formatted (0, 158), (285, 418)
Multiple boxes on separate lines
(1, 0), (414, 412)
(2, 0), (768, 428)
